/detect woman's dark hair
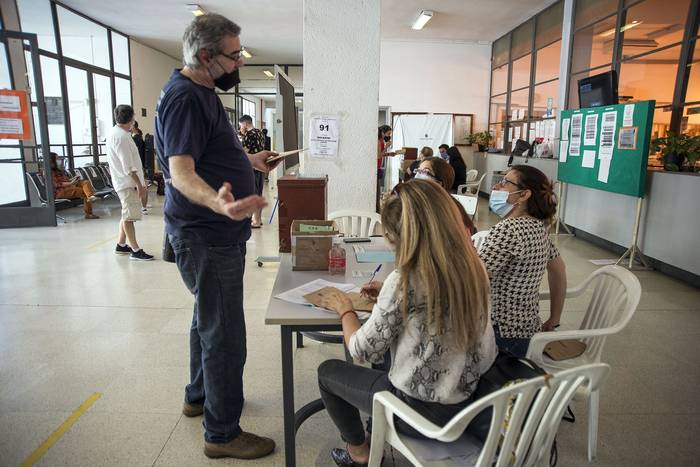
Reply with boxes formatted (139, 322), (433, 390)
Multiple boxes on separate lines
(422, 157), (454, 190)
(378, 124), (392, 138)
(114, 105), (134, 124)
(510, 165), (557, 223)
(446, 146), (462, 160)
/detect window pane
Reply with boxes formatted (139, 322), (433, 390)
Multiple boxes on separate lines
(490, 94), (507, 123)
(493, 34), (510, 68)
(511, 20), (534, 60)
(649, 106), (672, 167)
(535, 40), (561, 83)
(509, 88), (530, 120)
(489, 123), (505, 150)
(571, 15), (617, 73)
(0, 158), (27, 205)
(491, 63), (509, 95)
(619, 45), (681, 106)
(24, 54), (66, 147)
(536, 1), (564, 48)
(532, 79), (559, 119)
(0, 43), (11, 88)
(685, 41), (700, 103)
(93, 74), (112, 148)
(111, 32), (130, 75)
(58, 6), (110, 69)
(511, 54), (532, 90)
(621, 0), (689, 60)
(17, 0), (57, 53)
(575, 0), (618, 30)
(65, 66), (92, 158)
(115, 77), (131, 107)
(568, 66), (611, 108)
(681, 105), (700, 136)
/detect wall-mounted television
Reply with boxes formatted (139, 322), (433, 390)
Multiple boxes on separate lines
(578, 70), (618, 109)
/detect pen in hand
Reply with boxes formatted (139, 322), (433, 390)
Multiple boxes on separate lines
(368, 264), (382, 284)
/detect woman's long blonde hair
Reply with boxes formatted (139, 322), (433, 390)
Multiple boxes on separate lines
(382, 180), (490, 350)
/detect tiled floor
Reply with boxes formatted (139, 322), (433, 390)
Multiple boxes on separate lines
(0, 186), (698, 466)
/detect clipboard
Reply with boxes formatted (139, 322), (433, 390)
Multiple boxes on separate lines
(303, 287), (375, 312)
(266, 148), (308, 163)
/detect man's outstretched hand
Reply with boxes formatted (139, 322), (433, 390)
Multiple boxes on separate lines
(214, 182), (267, 221)
(249, 150), (282, 172)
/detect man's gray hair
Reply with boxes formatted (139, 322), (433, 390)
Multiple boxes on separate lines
(182, 14), (241, 68)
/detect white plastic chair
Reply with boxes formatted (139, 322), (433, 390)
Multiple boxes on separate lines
(368, 363), (610, 467)
(329, 210), (382, 237)
(527, 265), (641, 462)
(451, 194), (478, 217)
(466, 169), (479, 182)
(458, 173), (487, 196)
(471, 231), (489, 253)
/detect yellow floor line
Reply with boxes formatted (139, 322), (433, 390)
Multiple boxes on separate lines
(85, 236), (118, 251)
(20, 392), (102, 467)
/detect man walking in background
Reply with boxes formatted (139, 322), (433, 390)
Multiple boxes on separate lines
(106, 104), (153, 261)
(238, 114), (266, 227)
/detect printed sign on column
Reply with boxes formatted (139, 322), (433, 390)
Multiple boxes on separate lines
(0, 90), (31, 140)
(309, 115), (340, 159)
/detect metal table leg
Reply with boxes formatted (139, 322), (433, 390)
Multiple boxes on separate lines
(281, 326), (296, 467)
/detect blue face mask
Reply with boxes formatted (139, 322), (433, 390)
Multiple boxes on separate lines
(489, 189), (521, 218)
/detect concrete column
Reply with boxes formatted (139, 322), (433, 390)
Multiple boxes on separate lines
(302, 0), (380, 213)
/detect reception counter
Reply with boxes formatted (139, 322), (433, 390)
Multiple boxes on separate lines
(465, 150), (700, 283)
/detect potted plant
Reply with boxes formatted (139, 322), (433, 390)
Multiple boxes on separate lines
(650, 132), (700, 172)
(466, 131), (493, 152)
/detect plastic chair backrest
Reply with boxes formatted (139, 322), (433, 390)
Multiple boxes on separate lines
(452, 193), (478, 216)
(471, 230), (489, 252)
(369, 364), (610, 467)
(466, 169), (478, 182)
(575, 265), (641, 362)
(329, 210), (382, 237)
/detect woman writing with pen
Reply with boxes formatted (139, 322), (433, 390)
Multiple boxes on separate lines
(316, 180), (496, 467)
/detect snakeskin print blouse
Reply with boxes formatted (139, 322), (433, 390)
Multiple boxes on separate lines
(348, 270), (497, 404)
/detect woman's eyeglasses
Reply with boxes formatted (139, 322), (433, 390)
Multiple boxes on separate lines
(497, 177), (523, 189)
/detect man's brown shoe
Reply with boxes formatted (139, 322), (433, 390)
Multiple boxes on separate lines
(204, 431), (276, 459)
(182, 401), (203, 417)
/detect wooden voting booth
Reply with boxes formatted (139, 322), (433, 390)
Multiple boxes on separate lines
(557, 100), (655, 268)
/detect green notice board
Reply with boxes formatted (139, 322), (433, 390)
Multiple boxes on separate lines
(558, 100), (655, 198)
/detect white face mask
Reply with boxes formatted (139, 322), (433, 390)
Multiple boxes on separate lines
(489, 189), (522, 218)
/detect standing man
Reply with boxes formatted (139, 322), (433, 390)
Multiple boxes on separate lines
(106, 105), (153, 260)
(155, 14), (280, 460)
(238, 114), (265, 228)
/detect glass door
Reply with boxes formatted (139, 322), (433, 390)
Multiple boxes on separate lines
(65, 65), (93, 167)
(92, 72), (113, 162)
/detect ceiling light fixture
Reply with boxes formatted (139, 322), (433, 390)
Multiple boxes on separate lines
(263, 70), (274, 78)
(186, 4), (207, 16)
(241, 48), (253, 59)
(599, 20), (641, 38)
(412, 10), (433, 30)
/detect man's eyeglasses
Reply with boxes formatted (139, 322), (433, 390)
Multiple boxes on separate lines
(220, 50), (243, 62)
(497, 177), (523, 189)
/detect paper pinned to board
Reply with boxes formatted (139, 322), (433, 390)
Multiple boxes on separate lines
(559, 140), (569, 163)
(582, 150), (596, 168)
(597, 157), (611, 183)
(561, 118), (570, 141)
(569, 114), (583, 156)
(623, 104), (635, 127)
(584, 114), (599, 146)
(598, 111), (617, 160)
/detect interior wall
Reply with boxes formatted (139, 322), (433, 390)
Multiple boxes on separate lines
(379, 40), (492, 131)
(129, 41), (180, 135)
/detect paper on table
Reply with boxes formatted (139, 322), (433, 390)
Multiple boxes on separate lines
(353, 245), (395, 263)
(274, 279), (356, 306)
(582, 149), (596, 168)
(561, 118), (570, 141)
(303, 287), (375, 312)
(559, 140), (569, 163)
(597, 157), (611, 183)
(584, 114), (598, 146)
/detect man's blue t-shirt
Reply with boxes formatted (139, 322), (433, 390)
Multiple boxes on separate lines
(155, 70), (255, 245)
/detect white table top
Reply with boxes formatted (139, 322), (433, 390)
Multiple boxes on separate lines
(264, 237), (395, 325)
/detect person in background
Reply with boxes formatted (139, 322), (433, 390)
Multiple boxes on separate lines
(447, 146), (467, 192)
(132, 120), (146, 168)
(239, 114), (266, 228)
(316, 180), (496, 466)
(438, 144), (449, 160)
(261, 127), (271, 151)
(414, 156), (455, 192)
(106, 104), (153, 260)
(155, 13), (280, 459)
(406, 146), (434, 180)
(49, 153), (99, 219)
(478, 165), (567, 357)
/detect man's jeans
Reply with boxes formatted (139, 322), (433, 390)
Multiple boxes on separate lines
(170, 235), (247, 443)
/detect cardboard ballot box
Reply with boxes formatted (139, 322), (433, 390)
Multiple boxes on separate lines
(291, 220), (339, 271)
